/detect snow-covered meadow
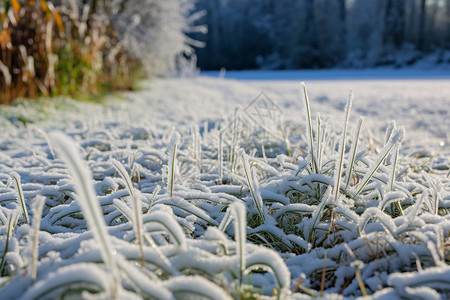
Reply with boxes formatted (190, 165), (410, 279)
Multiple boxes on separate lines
(0, 72), (449, 299)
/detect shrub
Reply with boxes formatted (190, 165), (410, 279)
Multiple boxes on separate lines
(0, 0), (201, 104)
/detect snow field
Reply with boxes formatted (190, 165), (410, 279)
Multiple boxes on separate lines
(0, 75), (449, 299)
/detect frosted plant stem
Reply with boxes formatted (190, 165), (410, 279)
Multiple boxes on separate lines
(110, 158), (145, 267)
(333, 90), (353, 202)
(31, 195), (46, 281)
(354, 127), (405, 197)
(383, 121), (396, 164)
(423, 172), (440, 215)
(261, 141), (268, 163)
(316, 114), (322, 170)
(133, 192), (145, 267)
(231, 202), (246, 289)
(168, 133), (180, 197)
(9, 172), (29, 223)
(231, 108), (240, 175)
(389, 145), (403, 216)
(308, 187), (331, 243)
(240, 149), (265, 223)
(278, 121), (291, 157)
(300, 82), (318, 173)
(49, 132), (119, 298)
(218, 132), (224, 184)
(345, 117), (364, 191)
(196, 128), (202, 172)
(110, 158), (135, 198)
(354, 263), (368, 296)
(145, 185), (161, 214)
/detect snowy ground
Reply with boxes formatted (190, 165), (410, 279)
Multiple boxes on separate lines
(0, 72), (449, 299)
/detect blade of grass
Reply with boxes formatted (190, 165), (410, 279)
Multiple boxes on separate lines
(31, 195), (46, 281)
(333, 90), (353, 202)
(354, 127), (405, 197)
(345, 117), (364, 191)
(0, 212), (18, 275)
(168, 132), (180, 197)
(9, 172), (29, 223)
(110, 158), (134, 198)
(145, 185), (161, 214)
(300, 82), (318, 173)
(218, 132), (224, 183)
(49, 132), (119, 297)
(351, 261), (368, 296)
(240, 149), (265, 223)
(316, 113), (322, 170)
(231, 201), (247, 288)
(110, 158), (145, 266)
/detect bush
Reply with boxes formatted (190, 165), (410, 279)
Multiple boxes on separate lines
(0, 0), (201, 105)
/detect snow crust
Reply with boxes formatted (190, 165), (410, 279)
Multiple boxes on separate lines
(0, 71), (449, 299)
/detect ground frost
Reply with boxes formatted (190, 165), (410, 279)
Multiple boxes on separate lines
(0, 77), (449, 299)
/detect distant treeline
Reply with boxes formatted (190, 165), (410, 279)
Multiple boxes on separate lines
(192, 0), (450, 70)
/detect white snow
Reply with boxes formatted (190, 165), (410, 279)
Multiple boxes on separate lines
(0, 71), (449, 299)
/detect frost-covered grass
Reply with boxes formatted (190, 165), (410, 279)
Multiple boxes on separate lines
(0, 77), (449, 299)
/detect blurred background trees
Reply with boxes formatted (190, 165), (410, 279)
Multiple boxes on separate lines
(192, 0), (450, 70)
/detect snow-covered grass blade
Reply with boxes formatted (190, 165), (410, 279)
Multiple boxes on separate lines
(49, 132), (119, 296)
(8, 172), (29, 223)
(30, 195), (46, 281)
(300, 82), (318, 173)
(333, 90), (353, 201)
(353, 126), (405, 196)
(167, 132), (180, 197)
